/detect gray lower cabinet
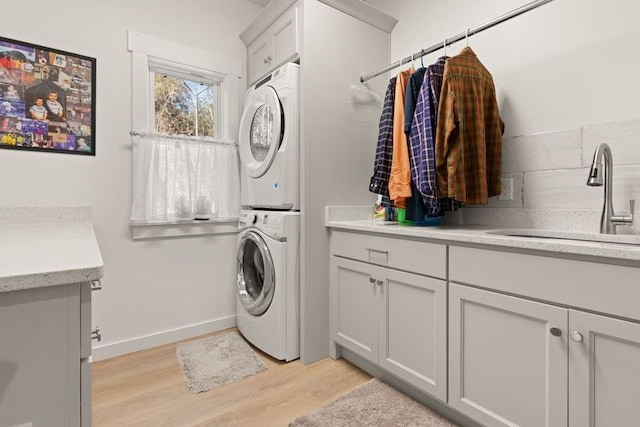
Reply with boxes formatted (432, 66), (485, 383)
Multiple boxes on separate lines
(449, 245), (640, 426)
(331, 256), (379, 362)
(569, 309), (640, 427)
(450, 283), (640, 427)
(330, 231), (447, 401)
(449, 283), (568, 426)
(329, 231), (640, 426)
(0, 282), (93, 427)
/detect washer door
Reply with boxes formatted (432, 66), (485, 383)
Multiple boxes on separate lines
(237, 230), (276, 316)
(238, 85), (284, 178)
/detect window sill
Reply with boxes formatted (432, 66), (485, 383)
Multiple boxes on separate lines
(130, 218), (238, 240)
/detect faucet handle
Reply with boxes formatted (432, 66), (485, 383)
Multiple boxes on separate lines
(611, 199), (634, 226)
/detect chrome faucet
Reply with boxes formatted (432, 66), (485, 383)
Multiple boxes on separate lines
(586, 143), (634, 234)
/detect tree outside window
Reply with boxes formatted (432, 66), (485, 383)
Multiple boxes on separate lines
(153, 74), (218, 138)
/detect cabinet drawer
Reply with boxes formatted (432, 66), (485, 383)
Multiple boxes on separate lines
(331, 230), (446, 279)
(450, 245), (640, 322)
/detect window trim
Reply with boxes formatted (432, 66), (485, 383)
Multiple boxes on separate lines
(127, 30), (241, 238)
(127, 30), (240, 141)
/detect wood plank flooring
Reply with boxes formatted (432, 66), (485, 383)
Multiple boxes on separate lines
(92, 328), (371, 426)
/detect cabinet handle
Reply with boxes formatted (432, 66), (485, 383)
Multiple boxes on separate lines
(570, 330), (584, 342)
(264, 55), (273, 64)
(375, 279), (383, 286)
(91, 279), (102, 291)
(365, 248), (389, 255)
(369, 277), (375, 284)
(91, 327), (102, 342)
(549, 327), (562, 337)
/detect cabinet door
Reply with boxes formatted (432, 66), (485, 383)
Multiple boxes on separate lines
(379, 269), (447, 401)
(80, 281), (93, 427)
(569, 310), (640, 427)
(0, 284), (81, 427)
(331, 256), (380, 363)
(449, 284), (567, 427)
(248, 34), (271, 86)
(270, 5), (298, 69)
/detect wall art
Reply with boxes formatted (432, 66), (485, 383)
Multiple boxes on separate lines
(0, 36), (96, 155)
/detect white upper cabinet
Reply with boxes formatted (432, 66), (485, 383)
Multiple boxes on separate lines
(247, 5), (299, 85)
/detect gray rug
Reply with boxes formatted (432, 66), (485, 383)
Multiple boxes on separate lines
(289, 378), (458, 427)
(176, 331), (267, 394)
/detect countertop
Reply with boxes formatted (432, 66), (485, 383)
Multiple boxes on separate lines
(0, 220), (104, 292)
(326, 219), (640, 264)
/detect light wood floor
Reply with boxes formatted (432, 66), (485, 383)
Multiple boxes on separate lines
(92, 328), (371, 426)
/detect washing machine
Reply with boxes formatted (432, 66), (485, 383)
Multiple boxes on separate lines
(236, 209), (300, 361)
(238, 62), (299, 210)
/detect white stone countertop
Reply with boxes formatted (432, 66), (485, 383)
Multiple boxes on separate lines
(0, 220), (104, 292)
(326, 219), (640, 264)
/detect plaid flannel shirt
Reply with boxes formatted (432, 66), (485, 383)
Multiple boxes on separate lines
(435, 47), (504, 205)
(369, 77), (397, 206)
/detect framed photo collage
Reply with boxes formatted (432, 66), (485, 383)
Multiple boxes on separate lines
(0, 36), (96, 155)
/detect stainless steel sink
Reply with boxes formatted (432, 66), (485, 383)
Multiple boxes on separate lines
(486, 229), (640, 245)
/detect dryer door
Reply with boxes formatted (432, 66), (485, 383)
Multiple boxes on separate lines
(236, 230), (276, 316)
(238, 85), (284, 178)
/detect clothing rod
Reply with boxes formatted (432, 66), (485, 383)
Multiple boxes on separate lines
(129, 130), (237, 146)
(359, 0), (555, 83)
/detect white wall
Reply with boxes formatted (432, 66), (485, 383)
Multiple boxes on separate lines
(365, 0), (640, 230)
(0, 0), (262, 359)
(367, 0), (640, 137)
(299, 0), (390, 363)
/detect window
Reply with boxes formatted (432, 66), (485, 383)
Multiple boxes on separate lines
(148, 57), (224, 139)
(128, 31), (241, 238)
(128, 31), (240, 139)
(152, 73), (219, 138)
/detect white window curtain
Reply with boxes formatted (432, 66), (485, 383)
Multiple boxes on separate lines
(131, 133), (240, 222)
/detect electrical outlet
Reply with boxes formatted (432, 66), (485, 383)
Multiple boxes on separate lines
(499, 177), (513, 200)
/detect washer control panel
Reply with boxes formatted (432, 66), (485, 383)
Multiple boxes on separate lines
(239, 211), (284, 237)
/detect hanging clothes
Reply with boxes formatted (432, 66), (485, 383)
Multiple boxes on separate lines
(369, 77), (397, 207)
(388, 68), (414, 209)
(427, 56), (464, 213)
(404, 68), (426, 134)
(435, 47), (504, 205)
(403, 67), (428, 222)
(408, 56), (448, 216)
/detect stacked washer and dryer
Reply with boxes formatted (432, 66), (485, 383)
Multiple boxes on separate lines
(236, 62), (301, 361)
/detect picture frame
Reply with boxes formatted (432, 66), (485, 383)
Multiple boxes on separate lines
(0, 36), (96, 156)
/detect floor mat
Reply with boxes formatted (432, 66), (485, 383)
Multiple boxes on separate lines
(176, 331), (267, 394)
(289, 378), (458, 426)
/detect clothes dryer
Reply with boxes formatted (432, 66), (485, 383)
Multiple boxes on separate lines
(236, 210), (300, 361)
(239, 62), (299, 210)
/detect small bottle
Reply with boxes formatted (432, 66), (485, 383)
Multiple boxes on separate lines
(373, 196), (385, 221)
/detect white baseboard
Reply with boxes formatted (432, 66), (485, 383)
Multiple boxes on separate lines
(91, 315), (237, 361)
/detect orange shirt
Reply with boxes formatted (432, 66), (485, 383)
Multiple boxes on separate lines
(388, 68), (414, 208)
